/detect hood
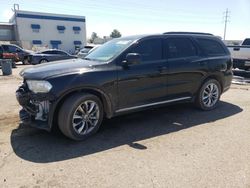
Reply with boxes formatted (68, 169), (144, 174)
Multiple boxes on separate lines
(20, 58), (102, 80)
(24, 49), (35, 54)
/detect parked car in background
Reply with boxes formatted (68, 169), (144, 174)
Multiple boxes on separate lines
(228, 38), (250, 70)
(28, 49), (77, 65)
(16, 32), (233, 140)
(1, 44), (32, 64)
(77, 45), (100, 59)
(0, 45), (17, 68)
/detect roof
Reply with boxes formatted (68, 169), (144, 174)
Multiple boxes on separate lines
(14, 10), (85, 22)
(116, 32), (217, 41)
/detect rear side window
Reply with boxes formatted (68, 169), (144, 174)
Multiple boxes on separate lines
(242, 39), (250, 45)
(164, 38), (197, 59)
(42, 51), (55, 54)
(197, 38), (226, 56)
(54, 51), (67, 55)
(130, 38), (162, 62)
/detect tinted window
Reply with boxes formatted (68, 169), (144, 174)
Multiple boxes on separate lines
(41, 50), (62, 54)
(0, 46), (3, 58)
(165, 38), (197, 59)
(41, 51), (54, 54)
(55, 51), (68, 55)
(242, 39), (250, 45)
(7, 45), (19, 53)
(2, 45), (9, 52)
(130, 38), (162, 61)
(197, 38), (226, 56)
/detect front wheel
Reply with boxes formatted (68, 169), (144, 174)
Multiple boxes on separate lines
(195, 79), (221, 110)
(58, 93), (104, 140)
(22, 58), (30, 65)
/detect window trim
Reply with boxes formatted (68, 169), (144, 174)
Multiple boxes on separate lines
(128, 37), (164, 63)
(195, 38), (227, 57)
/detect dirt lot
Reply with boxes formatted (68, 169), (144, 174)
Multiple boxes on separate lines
(0, 66), (250, 188)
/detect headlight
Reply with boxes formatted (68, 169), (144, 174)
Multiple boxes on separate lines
(26, 80), (52, 93)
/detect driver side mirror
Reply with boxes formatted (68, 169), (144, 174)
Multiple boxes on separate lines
(123, 53), (141, 66)
(16, 48), (21, 52)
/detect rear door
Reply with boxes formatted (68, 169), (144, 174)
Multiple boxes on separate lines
(117, 38), (168, 110)
(164, 37), (207, 98)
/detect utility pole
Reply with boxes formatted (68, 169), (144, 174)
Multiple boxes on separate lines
(223, 8), (230, 40)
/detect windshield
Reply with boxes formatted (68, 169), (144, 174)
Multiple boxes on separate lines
(85, 38), (134, 62)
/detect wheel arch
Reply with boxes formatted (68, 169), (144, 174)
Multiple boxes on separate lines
(200, 74), (224, 92)
(49, 87), (113, 130)
(39, 58), (48, 63)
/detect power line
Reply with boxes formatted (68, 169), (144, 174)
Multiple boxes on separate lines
(223, 8), (230, 40)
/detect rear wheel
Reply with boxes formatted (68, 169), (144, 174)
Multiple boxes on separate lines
(195, 79), (221, 110)
(39, 59), (48, 64)
(58, 93), (104, 140)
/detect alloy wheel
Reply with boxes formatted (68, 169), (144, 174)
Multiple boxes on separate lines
(202, 83), (219, 108)
(72, 100), (100, 135)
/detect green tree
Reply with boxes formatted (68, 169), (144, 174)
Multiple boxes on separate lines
(110, 29), (122, 38)
(89, 32), (98, 43)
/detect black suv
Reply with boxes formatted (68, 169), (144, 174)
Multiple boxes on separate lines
(16, 32), (233, 140)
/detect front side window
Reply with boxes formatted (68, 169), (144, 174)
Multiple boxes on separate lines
(165, 38), (197, 59)
(129, 38), (162, 62)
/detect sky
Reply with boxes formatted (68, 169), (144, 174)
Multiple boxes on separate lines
(1, 0), (250, 40)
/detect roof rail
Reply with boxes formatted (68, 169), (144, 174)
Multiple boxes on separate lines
(163, 32), (213, 36)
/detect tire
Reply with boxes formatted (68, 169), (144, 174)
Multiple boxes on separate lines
(58, 93), (104, 140)
(12, 61), (17, 68)
(195, 79), (221, 111)
(22, 58), (30, 65)
(39, 59), (48, 64)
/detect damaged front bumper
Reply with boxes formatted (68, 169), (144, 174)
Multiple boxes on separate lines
(16, 83), (55, 131)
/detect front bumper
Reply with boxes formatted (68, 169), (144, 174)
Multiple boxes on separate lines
(16, 83), (55, 131)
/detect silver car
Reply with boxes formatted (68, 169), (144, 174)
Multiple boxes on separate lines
(77, 45), (100, 59)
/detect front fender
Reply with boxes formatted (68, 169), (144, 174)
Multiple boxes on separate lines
(48, 86), (114, 130)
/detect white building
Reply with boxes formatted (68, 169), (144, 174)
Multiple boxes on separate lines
(1, 10), (86, 53)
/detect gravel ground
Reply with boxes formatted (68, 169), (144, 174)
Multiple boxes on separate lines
(0, 66), (250, 188)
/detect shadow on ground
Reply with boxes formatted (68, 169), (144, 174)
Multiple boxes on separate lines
(11, 101), (242, 163)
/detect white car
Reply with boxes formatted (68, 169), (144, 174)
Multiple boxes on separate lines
(77, 45), (100, 59)
(228, 38), (250, 70)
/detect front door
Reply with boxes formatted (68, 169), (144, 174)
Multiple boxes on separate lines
(117, 38), (168, 110)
